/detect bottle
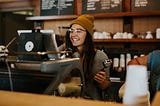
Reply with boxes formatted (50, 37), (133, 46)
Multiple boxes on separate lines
(113, 58), (119, 72)
(126, 53), (131, 67)
(119, 54), (125, 72)
(156, 28), (160, 39)
(140, 54), (145, 57)
(133, 55), (138, 58)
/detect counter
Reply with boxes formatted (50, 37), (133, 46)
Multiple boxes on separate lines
(0, 67), (56, 93)
(0, 90), (124, 106)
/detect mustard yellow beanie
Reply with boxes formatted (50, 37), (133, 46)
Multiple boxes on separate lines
(71, 14), (94, 35)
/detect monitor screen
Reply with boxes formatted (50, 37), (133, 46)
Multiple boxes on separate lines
(17, 29), (60, 61)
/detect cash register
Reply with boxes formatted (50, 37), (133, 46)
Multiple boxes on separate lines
(13, 29), (79, 72)
(11, 29), (85, 96)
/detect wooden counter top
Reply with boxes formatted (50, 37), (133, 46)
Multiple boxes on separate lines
(0, 90), (124, 106)
(152, 91), (160, 106)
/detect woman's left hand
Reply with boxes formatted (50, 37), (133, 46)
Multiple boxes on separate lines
(94, 71), (110, 89)
(94, 71), (106, 84)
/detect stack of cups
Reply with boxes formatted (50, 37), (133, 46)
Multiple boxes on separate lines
(123, 65), (150, 106)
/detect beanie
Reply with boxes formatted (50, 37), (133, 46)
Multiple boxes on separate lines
(71, 14), (94, 35)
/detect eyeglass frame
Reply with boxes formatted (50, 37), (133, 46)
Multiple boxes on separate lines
(68, 28), (86, 34)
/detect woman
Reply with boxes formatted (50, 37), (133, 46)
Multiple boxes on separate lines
(65, 14), (111, 100)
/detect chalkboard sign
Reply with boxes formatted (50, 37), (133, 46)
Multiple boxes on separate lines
(131, 0), (160, 12)
(40, 0), (75, 16)
(82, 0), (122, 14)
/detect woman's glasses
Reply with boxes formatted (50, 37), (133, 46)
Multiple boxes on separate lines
(68, 28), (86, 34)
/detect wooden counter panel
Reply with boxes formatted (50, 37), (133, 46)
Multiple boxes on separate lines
(152, 91), (160, 106)
(0, 90), (124, 106)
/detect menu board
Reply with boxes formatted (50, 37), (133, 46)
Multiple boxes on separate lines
(82, 0), (122, 14)
(131, 0), (160, 11)
(40, 0), (74, 16)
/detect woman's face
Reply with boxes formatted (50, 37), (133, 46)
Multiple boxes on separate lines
(69, 24), (86, 49)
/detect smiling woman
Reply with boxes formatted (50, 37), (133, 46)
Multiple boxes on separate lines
(63, 14), (112, 100)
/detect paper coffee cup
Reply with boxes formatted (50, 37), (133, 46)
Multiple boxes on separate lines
(123, 65), (150, 106)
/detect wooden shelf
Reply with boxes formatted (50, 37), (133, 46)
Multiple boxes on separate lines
(26, 10), (160, 21)
(26, 15), (78, 21)
(93, 10), (160, 18)
(93, 39), (160, 50)
(93, 39), (160, 43)
(0, 0), (23, 3)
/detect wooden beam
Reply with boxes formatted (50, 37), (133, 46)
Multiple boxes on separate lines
(0, 0), (23, 2)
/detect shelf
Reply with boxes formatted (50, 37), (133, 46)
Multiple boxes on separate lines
(26, 15), (78, 21)
(93, 39), (160, 43)
(26, 10), (160, 21)
(93, 10), (160, 18)
(0, 0), (25, 3)
(93, 39), (160, 50)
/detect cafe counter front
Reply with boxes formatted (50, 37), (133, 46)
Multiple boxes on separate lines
(0, 90), (123, 106)
(0, 90), (159, 106)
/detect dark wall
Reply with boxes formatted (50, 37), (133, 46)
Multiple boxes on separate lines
(0, 12), (34, 54)
(0, 13), (3, 44)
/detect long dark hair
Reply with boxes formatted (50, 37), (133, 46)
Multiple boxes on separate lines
(65, 29), (96, 79)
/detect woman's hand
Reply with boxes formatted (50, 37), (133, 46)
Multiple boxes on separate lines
(94, 71), (110, 89)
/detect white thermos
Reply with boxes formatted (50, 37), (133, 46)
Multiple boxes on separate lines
(156, 28), (160, 39)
